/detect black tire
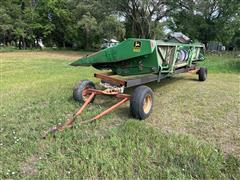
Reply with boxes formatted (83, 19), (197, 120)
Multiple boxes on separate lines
(73, 80), (96, 103)
(198, 67), (208, 81)
(130, 86), (154, 120)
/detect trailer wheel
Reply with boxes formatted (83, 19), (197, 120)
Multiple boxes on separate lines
(130, 86), (154, 120)
(73, 80), (96, 103)
(198, 67), (208, 81)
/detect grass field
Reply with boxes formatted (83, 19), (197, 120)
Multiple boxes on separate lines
(1, 51), (240, 179)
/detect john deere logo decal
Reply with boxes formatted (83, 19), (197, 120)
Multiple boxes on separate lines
(133, 41), (141, 52)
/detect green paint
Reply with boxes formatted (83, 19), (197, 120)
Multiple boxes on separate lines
(71, 38), (205, 76)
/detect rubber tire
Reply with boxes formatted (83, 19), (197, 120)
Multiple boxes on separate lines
(73, 80), (96, 103)
(130, 86), (154, 120)
(198, 67), (208, 81)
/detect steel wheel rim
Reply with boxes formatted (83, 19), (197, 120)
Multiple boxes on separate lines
(143, 94), (152, 114)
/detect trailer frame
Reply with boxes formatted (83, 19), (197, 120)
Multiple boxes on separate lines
(94, 64), (199, 88)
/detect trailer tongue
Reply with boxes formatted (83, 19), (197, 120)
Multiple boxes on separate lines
(43, 37), (207, 138)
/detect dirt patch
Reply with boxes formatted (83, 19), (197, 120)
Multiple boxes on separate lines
(20, 156), (38, 176)
(222, 143), (240, 157)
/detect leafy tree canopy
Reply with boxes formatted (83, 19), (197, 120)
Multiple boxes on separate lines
(0, 0), (239, 49)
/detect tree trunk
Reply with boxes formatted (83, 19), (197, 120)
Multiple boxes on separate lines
(22, 38), (26, 49)
(3, 33), (6, 46)
(85, 30), (90, 50)
(30, 41), (32, 49)
(203, 41), (208, 50)
(19, 37), (22, 49)
(36, 38), (39, 48)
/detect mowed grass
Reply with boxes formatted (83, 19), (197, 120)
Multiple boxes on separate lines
(0, 51), (239, 179)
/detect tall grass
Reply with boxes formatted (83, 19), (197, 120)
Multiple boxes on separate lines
(200, 53), (240, 73)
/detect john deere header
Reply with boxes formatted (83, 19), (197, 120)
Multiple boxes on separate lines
(71, 38), (205, 76)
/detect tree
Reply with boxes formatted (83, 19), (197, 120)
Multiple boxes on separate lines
(77, 13), (98, 49)
(0, 6), (13, 46)
(169, 0), (240, 47)
(0, 0), (19, 46)
(37, 0), (74, 48)
(99, 16), (125, 40)
(107, 0), (174, 38)
(0, 0), (238, 50)
(68, 0), (125, 49)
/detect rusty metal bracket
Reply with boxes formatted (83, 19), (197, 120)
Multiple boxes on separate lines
(94, 72), (126, 86)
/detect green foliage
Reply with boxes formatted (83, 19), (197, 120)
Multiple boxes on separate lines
(110, 0), (175, 38)
(169, 0), (240, 47)
(99, 16), (126, 40)
(0, 0), (125, 49)
(0, 0), (239, 49)
(77, 13), (98, 49)
(150, 22), (165, 39)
